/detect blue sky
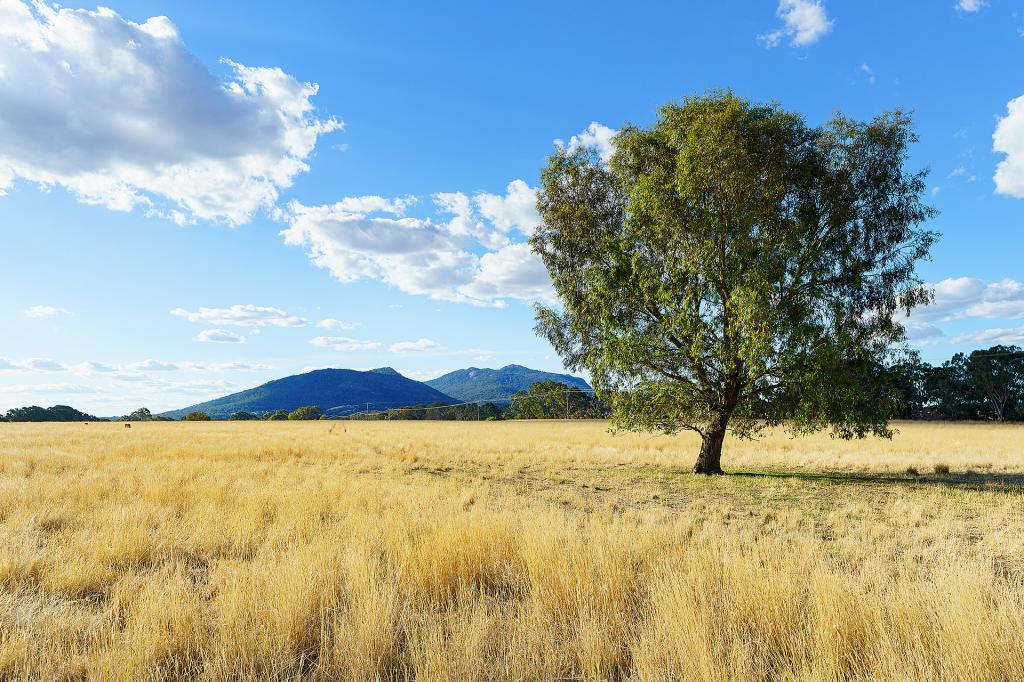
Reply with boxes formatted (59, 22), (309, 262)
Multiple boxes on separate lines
(1, 0), (1022, 415)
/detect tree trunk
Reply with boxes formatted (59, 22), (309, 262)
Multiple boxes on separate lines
(693, 427), (726, 475)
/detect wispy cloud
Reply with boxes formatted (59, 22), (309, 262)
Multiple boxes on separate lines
(23, 305), (71, 317)
(172, 305), (307, 328)
(309, 336), (382, 351)
(389, 338), (442, 353)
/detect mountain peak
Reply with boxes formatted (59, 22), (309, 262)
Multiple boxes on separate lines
(426, 364), (590, 403)
(369, 367), (401, 376)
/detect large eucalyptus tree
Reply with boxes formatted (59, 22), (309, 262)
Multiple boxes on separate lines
(532, 92), (936, 474)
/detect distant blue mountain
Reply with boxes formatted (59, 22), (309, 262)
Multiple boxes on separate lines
(425, 364), (591, 403)
(160, 367), (455, 419)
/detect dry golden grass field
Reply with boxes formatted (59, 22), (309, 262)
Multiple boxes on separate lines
(0, 420), (1022, 681)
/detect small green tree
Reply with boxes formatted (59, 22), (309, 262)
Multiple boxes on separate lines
(267, 410), (290, 421)
(230, 411), (257, 421)
(533, 92), (936, 474)
(508, 381), (603, 419)
(288, 406), (323, 420)
(121, 407), (153, 422)
(183, 411), (211, 421)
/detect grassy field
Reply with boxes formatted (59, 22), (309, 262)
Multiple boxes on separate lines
(0, 420), (1022, 680)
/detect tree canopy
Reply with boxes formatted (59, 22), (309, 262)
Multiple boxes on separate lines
(507, 380), (606, 419)
(533, 92), (936, 473)
(288, 406), (323, 420)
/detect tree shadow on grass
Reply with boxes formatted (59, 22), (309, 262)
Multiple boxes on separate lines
(723, 469), (1024, 493)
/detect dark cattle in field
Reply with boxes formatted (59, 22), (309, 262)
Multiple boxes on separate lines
(124, 423), (131, 429)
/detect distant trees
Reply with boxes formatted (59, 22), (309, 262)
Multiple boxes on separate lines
(878, 346), (1023, 421)
(288, 406), (323, 420)
(121, 407), (153, 422)
(377, 401), (504, 421)
(2, 405), (101, 422)
(266, 410), (290, 421)
(183, 411), (211, 421)
(230, 411), (258, 421)
(507, 381), (606, 419)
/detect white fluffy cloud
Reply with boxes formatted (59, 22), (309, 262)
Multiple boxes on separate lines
(389, 338), (441, 353)
(956, 0), (986, 11)
(560, 122), (617, 164)
(281, 179), (554, 307)
(23, 305), (70, 317)
(760, 0), (833, 48)
(994, 95), (1024, 198)
(310, 336), (382, 351)
(903, 277), (1024, 344)
(172, 305), (307, 328)
(195, 329), (245, 344)
(474, 180), (542, 236)
(0, 0), (339, 225)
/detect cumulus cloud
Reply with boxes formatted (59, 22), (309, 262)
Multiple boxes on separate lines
(558, 122), (617, 164)
(172, 305), (307, 328)
(389, 338), (441, 353)
(760, 0), (833, 48)
(309, 336), (382, 351)
(965, 278), (1024, 319)
(0, 0), (340, 224)
(994, 95), (1024, 198)
(912, 277), (988, 322)
(474, 180), (542, 235)
(903, 277), (1024, 344)
(281, 180), (554, 307)
(195, 329), (245, 344)
(956, 0), (986, 11)
(23, 305), (71, 317)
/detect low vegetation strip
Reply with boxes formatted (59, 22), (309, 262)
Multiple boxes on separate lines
(0, 421), (1021, 680)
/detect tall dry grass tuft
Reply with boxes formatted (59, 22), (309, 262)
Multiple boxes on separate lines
(0, 420), (1021, 680)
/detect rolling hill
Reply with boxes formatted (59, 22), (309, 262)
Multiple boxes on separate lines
(425, 364), (591, 403)
(160, 367), (456, 419)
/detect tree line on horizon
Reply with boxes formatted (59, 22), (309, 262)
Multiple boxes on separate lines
(2, 346), (1022, 424)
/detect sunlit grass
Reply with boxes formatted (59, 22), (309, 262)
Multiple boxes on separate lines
(0, 420), (1021, 680)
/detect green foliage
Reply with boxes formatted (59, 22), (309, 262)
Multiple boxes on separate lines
(229, 411), (258, 421)
(372, 401), (503, 421)
(266, 410), (290, 421)
(3, 405), (101, 422)
(183, 411), (211, 421)
(507, 381), (605, 419)
(288, 406), (323, 420)
(871, 346), (1024, 422)
(533, 91), (936, 472)
(121, 407), (153, 422)
(965, 346), (1024, 422)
